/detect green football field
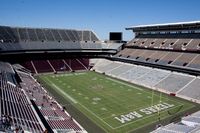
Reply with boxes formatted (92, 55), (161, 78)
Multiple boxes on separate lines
(38, 71), (196, 133)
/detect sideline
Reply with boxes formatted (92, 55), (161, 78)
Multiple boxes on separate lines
(51, 83), (78, 104)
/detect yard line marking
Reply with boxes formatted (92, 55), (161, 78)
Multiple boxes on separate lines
(43, 77), (78, 104)
(78, 103), (115, 129)
(126, 104), (195, 133)
(105, 72), (183, 106)
(40, 73), (192, 132)
(55, 72), (87, 77)
(106, 77), (143, 91)
(44, 76), (113, 131)
(51, 83), (78, 104)
(45, 77), (78, 104)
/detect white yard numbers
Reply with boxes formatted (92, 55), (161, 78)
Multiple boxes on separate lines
(114, 102), (174, 124)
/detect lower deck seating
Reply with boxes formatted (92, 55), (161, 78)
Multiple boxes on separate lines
(49, 59), (67, 72)
(93, 59), (200, 102)
(65, 59), (87, 71)
(154, 73), (194, 93)
(96, 62), (122, 73)
(92, 59), (113, 70)
(135, 69), (170, 87)
(32, 60), (53, 73)
(119, 66), (151, 81)
(22, 58), (89, 73)
(47, 119), (82, 131)
(152, 110), (200, 133)
(18, 71), (85, 132)
(178, 78), (200, 100)
(0, 70), (44, 132)
(21, 61), (35, 73)
(107, 64), (133, 76)
(151, 123), (196, 133)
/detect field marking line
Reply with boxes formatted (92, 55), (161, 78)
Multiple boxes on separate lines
(78, 103), (115, 129)
(96, 101), (132, 117)
(43, 76), (111, 132)
(97, 81), (182, 119)
(106, 77), (189, 107)
(111, 104), (184, 129)
(98, 93), (150, 117)
(116, 73), (184, 107)
(126, 104), (195, 133)
(99, 73), (177, 108)
(55, 72), (87, 77)
(51, 83), (78, 104)
(102, 102), (159, 120)
(43, 75), (114, 130)
(106, 77), (143, 91)
(41, 73), (193, 131)
(43, 77), (78, 104)
(101, 101), (172, 120)
(104, 72), (184, 107)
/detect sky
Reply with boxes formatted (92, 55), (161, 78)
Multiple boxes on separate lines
(1, 0), (200, 41)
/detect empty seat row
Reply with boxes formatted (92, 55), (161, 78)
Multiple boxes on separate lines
(127, 38), (200, 51)
(18, 71), (85, 132)
(0, 26), (99, 43)
(116, 48), (200, 70)
(22, 59), (89, 74)
(0, 70), (44, 132)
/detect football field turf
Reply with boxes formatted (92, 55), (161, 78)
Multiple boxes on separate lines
(38, 71), (196, 133)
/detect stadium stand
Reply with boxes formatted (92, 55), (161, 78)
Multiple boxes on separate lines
(119, 66), (152, 81)
(18, 69), (86, 133)
(0, 25), (110, 54)
(107, 63), (133, 76)
(178, 77), (200, 100)
(152, 110), (200, 133)
(96, 62), (122, 73)
(134, 69), (170, 87)
(185, 39), (200, 51)
(114, 21), (200, 75)
(157, 52), (182, 65)
(1, 21), (200, 132)
(0, 60), (87, 132)
(0, 26), (99, 43)
(187, 55), (200, 70)
(48, 59), (69, 72)
(115, 48), (200, 71)
(91, 59), (113, 72)
(171, 53), (197, 67)
(32, 60), (54, 73)
(22, 58), (89, 73)
(154, 73), (195, 93)
(151, 123), (198, 133)
(0, 62), (45, 132)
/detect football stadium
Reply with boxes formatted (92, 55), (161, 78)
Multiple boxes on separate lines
(1, 1), (200, 133)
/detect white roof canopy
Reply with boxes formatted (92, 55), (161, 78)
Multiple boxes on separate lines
(126, 21), (200, 31)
